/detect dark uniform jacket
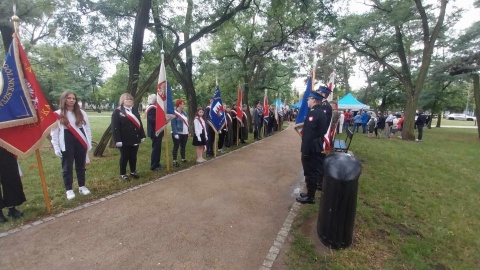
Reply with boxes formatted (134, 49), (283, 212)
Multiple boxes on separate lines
(321, 100), (333, 128)
(253, 107), (263, 126)
(301, 104), (328, 155)
(112, 105), (146, 146)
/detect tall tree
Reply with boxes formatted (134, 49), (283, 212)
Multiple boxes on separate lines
(337, 0), (448, 140)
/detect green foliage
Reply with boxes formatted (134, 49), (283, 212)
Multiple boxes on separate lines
(285, 127), (480, 269)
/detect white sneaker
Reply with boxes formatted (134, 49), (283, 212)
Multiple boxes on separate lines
(218, 149), (224, 153)
(196, 158), (205, 163)
(66, 190), (75, 200)
(79, 186), (91, 195)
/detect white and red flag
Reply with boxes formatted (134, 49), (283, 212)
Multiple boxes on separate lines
(155, 52), (174, 136)
(327, 70), (336, 102)
(235, 85), (243, 123)
(263, 89), (269, 125)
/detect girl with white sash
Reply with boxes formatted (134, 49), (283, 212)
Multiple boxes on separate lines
(192, 108), (208, 163)
(51, 91), (92, 200)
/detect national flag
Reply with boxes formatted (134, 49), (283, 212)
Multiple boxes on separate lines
(263, 89), (269, 125)
(235, 85), (243, 123)
(294, 75), (312, 135)
(0, 35), (58, 156)
(155, 53), (174, 136)
(323, 121), (332, 154)
(274, 97), (279, 124)
(207, 85), (226, 133)
(327, 70), (336, 102)
(0, 35), (38, 128)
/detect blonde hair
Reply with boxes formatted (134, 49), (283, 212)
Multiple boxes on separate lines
(59, 90), (85, 126)
(119, 93), (134, 105)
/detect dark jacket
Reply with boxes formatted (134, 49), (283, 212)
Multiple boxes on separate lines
(301, 104), (328, 155)
(321, 100), (333, 127)
(112, 106), (146, 145)
(377, 116), (386, 129)
(253, 107), (263, 125)
(146, 105), (165, 139)
(415, 113), (427, 127)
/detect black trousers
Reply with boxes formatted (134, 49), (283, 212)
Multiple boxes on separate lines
(0, 147), (26, 209)
(206, 126), (215, 156)
(301, 153), (325, 198)
(119, 145), (139, 175)
(218, 129), (226, 149)
(417, 125), (424, 140)
(150, 131), (164, 170)
(254, 123), (262, 139)
(172, 134), (188, 160)
(62, 129), (87, 190)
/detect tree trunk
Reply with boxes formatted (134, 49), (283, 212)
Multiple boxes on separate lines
(401, 88), (417, 141)
(93, 124), (112, 157)
(473, 73), (480, 139)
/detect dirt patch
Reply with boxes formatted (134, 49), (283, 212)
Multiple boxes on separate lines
(301, 214), (333, 256)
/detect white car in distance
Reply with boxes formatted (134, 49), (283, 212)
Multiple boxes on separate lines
(446, 113), (476, 121)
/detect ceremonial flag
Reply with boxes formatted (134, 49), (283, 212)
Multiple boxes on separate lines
(263, 89), (269, 125)
(235, 85), (243, 123)
(294, 75), (312, 135)
(0, 35), (38, 128)
(155, 53), (174, 136)
(207, 85), (226, 133)
(327, 70), (336, 102)
(0, 35), (58, 156)
(274, 97), (279, 124)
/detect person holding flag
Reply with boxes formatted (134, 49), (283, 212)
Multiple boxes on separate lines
(0, 147), (26, 222)
(253, 100), (263, 140)
(112, 93), (146, 181)
(146, 94), (164, 171)
(296, 89), (328, 204)
(50, 91), (92, 200)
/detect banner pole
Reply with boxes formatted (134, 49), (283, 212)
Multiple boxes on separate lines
(236, 123), (239, 146)
(164, 126), (170, 171)
(214, 132), (218, 157)
(35, 149), (51, 213)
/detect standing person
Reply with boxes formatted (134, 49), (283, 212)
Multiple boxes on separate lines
(343, 109), (352, 131)
(193, 108), (208, 163)
(338, 111), (345, 134)
(51, 90), (92, 199)
(217, 105), (229, 154)
(223, 105), (233, 149)
(145, 94), (164, 171)
(240, 104), (249, 143)
(253, 101), (263, 140)
(375, 113), (386, 138)
(171, 99), (189, 167)
(0, 147), (26, 222)
(204, 99), (215, 158)
(361, 110), (370, 134)
(112, 93), (146, 181)
(267, 105), (275, 136)
(353, 112), (362, 133)
(296, 89), (328, 204)
(318, 86), (333, 127)
(231, 103), (238, 143)
(415, 109), (427, 142)
(367, 116), (376, 138)
(385, 111), (394, 138)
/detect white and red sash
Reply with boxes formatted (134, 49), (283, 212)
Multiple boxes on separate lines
(121, 107), (141, 129)
(175, 110), (189, 128)
(145, 104), (155, 117)
(66, 123), (88, 150)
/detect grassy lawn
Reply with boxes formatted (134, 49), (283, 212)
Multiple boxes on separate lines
(0, 111), (260, 231)
(285, 127), (480, 269)
(434, 118), (478, 127)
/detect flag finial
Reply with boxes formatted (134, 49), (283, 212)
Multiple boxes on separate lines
(12, 4), (20, 34)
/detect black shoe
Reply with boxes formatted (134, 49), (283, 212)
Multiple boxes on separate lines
(296, 196), (315, 204)
(240, 140), (246, 144)
(120, 175), (129, 182)
(181, 159), (188, 163)
(0, 212), (8, 223)
(130, 172), (140, 179)
(299, 192), (308, 198)
(173, 161), (179, 167)
(151, 166), (162, 171)
(7, 207), (23, 219)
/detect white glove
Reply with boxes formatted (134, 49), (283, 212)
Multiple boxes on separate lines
(141, 138), (145, 142)
(116, 142), (123, 147)
(54, 150), (62, 158)
(174, 134), (179, 139)
(197, 136), (201, 142)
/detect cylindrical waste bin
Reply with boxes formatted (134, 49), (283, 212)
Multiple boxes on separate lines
(317, 152), (362, 249)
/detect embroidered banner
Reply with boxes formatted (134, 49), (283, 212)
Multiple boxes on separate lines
(0, 36), (37, 128)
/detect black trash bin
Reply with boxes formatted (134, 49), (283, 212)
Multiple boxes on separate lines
(317, 152), (362, 249)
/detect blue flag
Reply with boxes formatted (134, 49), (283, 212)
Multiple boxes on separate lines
(207, 85), (226, 133)
(0, 41), (38, 128)
(294, 76), (312, 135)
(166, 82), (174, 115)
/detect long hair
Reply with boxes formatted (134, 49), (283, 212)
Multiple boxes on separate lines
(59, 90), (85, 126)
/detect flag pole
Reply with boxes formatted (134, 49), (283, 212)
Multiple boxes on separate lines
(161, 47), (171, 172)
(35, 149), (52, 213)
(13, 8), (51, 213)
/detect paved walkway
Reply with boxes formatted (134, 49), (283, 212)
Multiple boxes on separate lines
(0, 124), (303, 270)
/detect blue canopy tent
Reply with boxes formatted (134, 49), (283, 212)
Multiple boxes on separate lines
(290, 100), (302, 109)
(338, 93), (370, 111)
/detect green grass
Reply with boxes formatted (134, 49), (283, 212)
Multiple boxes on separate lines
(434, 118), (478, 127)
(0, 111), (260, 231)
(285, 128), (480, 269)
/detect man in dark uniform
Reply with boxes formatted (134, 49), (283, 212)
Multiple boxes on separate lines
(296, 90), (328, 204)
(319, 86), (333, 127)
(204, 98), (216, 158)
(146, 94), (164, 171)
(0, 147), (26, 222)
(253, 101), (263, 140)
